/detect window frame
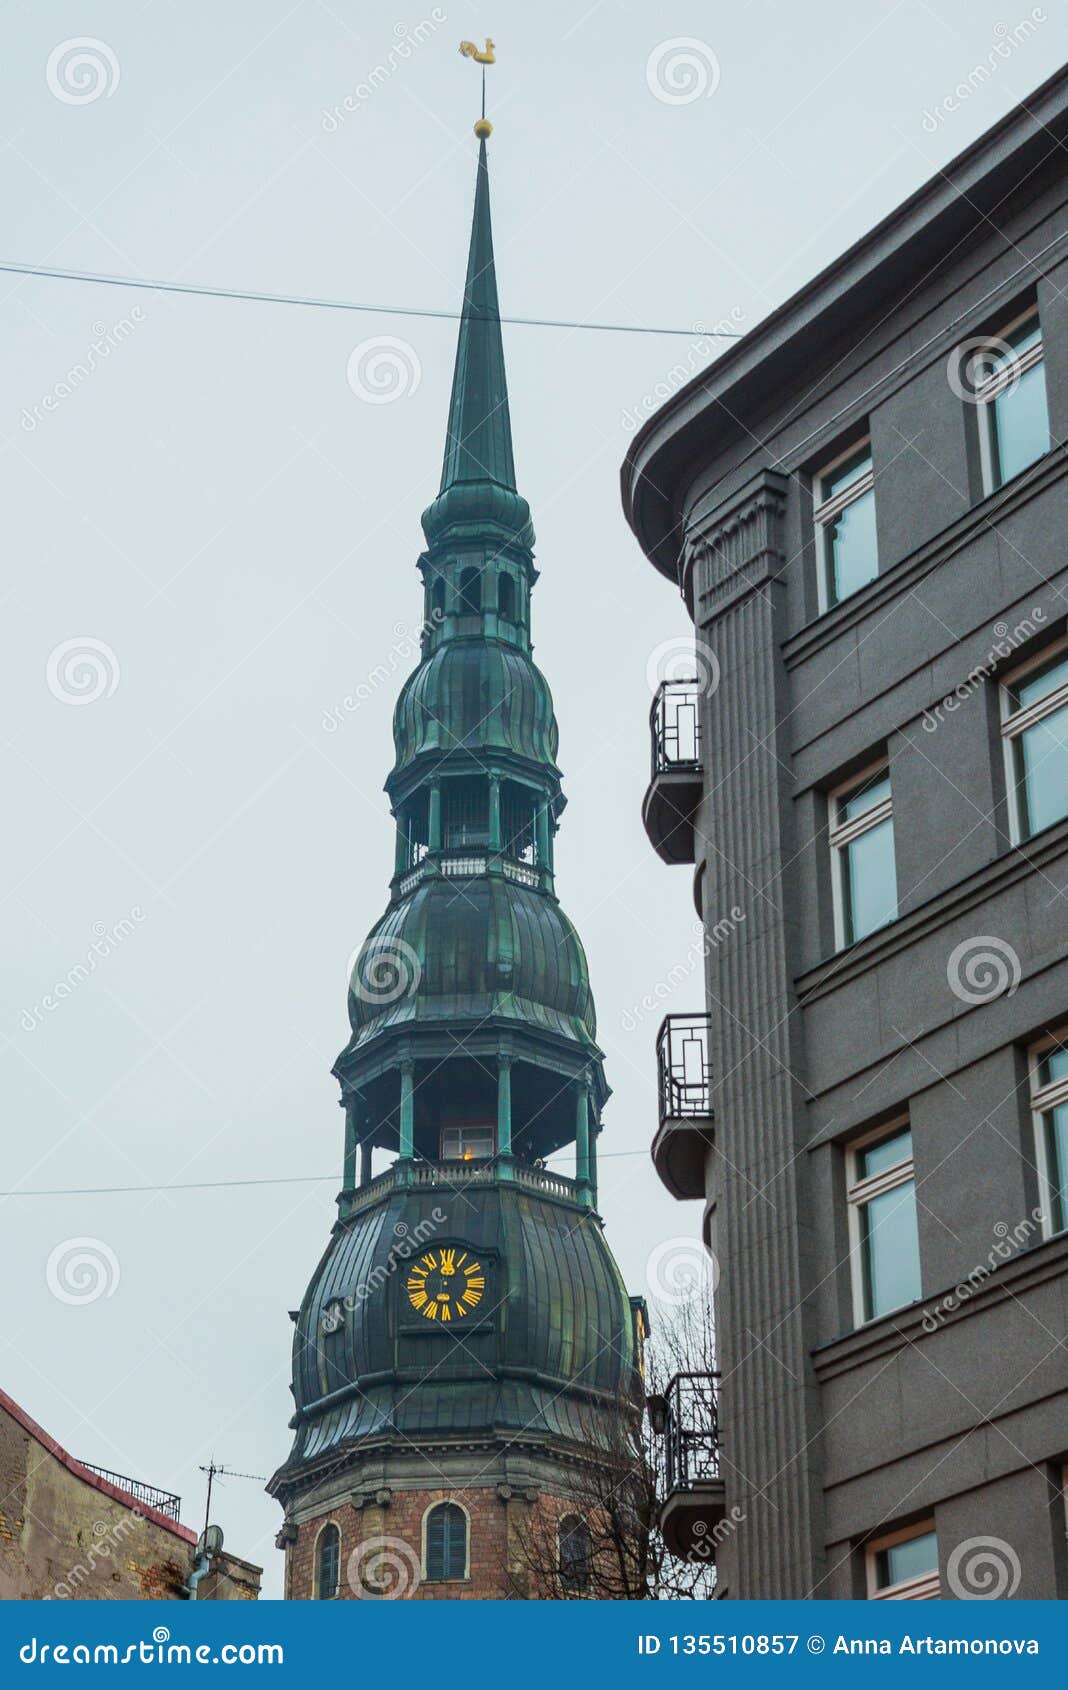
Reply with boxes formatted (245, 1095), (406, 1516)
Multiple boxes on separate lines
(846, 1116), (920, 1327)
(558, 1513), (593, 1595)
(440, 1121), (497, 1163)
(828, 757), (896, 950)
(999, 634), (1068, 845)
(813, 433), (876, 612)
(314, 1520), (341, 1601)
(1029, 1029), (1068, 1239)
(972, 304), (1047, 495)
(865, 1519), (940, 1600)
(422, 1499), (470, 1584)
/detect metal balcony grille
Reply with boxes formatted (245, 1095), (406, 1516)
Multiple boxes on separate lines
(650, 680), (702, 777)
(657, 1015), (712, 1122)
(662, 1372), (721, 1493)
(79, 1464), (182, 1522)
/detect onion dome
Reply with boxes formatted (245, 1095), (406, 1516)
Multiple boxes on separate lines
(280, 1175), (636, 1474)
(389, 640), (559, 787)
(347, 872), (597, 1046)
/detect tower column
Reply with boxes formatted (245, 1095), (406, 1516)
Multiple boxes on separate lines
(359, 1137), (373, 1186)
(575, 1077), (593, 1209)
(399, 1060), (415, 1162)
(343, 1099), (358, 1191)
(497, 1053), (513, 1179)
(488, 774), (502, 853)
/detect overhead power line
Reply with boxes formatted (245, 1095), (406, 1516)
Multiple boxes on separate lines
(0, 1151), (647, 1199)
(0, 258), (739, 339)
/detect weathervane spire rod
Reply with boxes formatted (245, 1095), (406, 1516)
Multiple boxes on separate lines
(459, 36), (496, 138)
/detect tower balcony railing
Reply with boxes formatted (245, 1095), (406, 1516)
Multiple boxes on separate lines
(396, 848), (543, 900)
(78, 1463), (182, 1522)
(646, 1371), (725, 1561)
(343, 1155), (579, 1218)
(642, 680), (704, 866)
(653, 1016), (714, 1202)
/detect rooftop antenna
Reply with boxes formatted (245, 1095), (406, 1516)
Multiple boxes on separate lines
(197, 1459), (266, 1540)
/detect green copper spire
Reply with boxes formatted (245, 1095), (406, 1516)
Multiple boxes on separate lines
(441, 138), (515, 492)
(421, 139), (533, 549)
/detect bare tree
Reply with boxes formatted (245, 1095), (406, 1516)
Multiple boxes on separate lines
(512, 1293), (717, 1600)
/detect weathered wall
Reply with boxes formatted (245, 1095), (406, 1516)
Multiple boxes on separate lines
(0, 1393), (260, 1601)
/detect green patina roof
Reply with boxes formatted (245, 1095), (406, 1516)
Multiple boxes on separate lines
(388, 638), (560, 791)
(347, 872), (596, 1045)
(421, 139), (534, 550)
(276, 1178), (635, 1482)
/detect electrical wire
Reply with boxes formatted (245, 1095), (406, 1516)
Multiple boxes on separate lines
(0, 258), (737, 339)
(0, 1151), (648, 1199)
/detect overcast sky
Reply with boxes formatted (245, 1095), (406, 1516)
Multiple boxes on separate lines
(2, 1), (1066, 1600)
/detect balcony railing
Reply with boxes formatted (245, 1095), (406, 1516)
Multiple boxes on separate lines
(345, 1156), (579, 1217)
(660, 1371), (721, 1494)
(79, 1464), (182, 1522)
(657, 1015), (712, 1123)
(396, 850), (542, 899)
(650, 679), (702, 778)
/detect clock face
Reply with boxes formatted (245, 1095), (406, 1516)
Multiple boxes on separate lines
(405, 1247), (486, 1324)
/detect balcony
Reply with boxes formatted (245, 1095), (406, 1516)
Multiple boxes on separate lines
(642, 680), (703, 865)
(653, 1015), (714, 1200)
(647, 1372), (725, 1561)
(343, 1156), (580, 1219)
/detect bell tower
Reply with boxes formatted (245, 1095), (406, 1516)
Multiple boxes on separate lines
(269, 124), (641, 1603)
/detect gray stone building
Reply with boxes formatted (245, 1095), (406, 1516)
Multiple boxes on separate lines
(623, 69), (1068, 1600)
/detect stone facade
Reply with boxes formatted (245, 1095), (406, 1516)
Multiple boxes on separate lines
(624, 70), (1068, 1600)
(0, 1388), (260, 1601)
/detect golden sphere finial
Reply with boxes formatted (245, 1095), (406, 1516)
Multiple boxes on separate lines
(474, 118), (493, 139)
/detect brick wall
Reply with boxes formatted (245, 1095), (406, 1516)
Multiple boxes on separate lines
(286, 1485), (582, 1601)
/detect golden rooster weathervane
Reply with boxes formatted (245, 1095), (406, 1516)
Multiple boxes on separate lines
(459, 38), (496, 138)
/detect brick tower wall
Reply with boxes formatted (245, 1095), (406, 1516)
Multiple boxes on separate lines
(285, 1485), (596, 1601)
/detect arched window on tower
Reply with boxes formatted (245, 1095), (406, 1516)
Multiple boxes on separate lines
(315, 1522), (340, 1599)
(431, 577), (446, 621)
(497, 572), (516, 622)
(459, 567), (482, 615)
(558, 1514), (592, 1595)
(424, 1501), (468, 1582)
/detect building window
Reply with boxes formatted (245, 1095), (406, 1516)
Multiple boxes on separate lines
(431, 578), (446, 619)
(829, 760), (897, 947)
(440, 1123), (496, 1162)
(866, 1521), (940, 1600)
(315, 1522), (340, 1599)
(424, 1501), (468, 1582)
(1031, 1036), (1068, 1236)
(847, 1121), (921, 1324)
(814, 435), (877, 608)
(970, 306), (1049, 494)
(497, 573), (516, 621)
(558, 1515), (592, 1594)
(1001, 638), (1068, 842)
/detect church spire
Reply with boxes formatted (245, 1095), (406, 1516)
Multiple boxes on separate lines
(421, 134), (533, 550)
(439, 138), (516, 495)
